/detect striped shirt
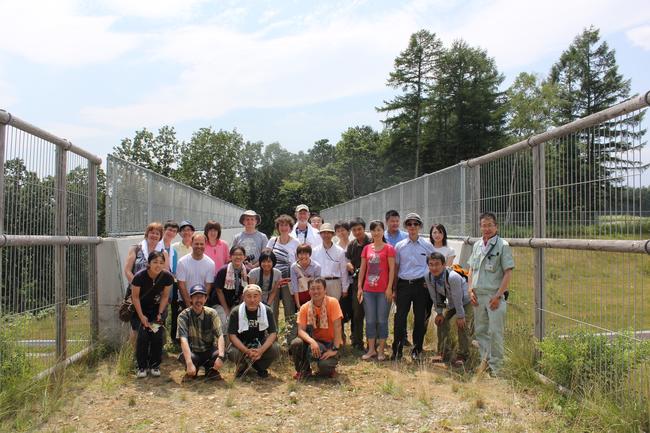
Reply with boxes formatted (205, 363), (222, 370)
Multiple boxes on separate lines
(176, 306), (222, 353)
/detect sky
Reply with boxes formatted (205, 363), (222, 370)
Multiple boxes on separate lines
(0, 0), (649, 169)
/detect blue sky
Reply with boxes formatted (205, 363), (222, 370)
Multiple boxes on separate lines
(0, 0), (649, 167)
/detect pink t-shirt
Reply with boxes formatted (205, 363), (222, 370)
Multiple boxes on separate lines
(361, 243), (395, 293)
(204, 239), (229, 271)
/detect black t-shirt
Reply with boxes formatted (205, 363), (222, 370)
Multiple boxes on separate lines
(346, 235), (372, 274)
(212, 264), (246, 308)
(227, 304), (277, 346)
(131, 269), (174, 313)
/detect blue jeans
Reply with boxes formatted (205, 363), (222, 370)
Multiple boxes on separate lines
(363, 291), (389, 340)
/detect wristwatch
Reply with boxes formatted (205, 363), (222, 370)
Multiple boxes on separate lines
(217, 355), (225, 361)
(331, 346), (339, 352)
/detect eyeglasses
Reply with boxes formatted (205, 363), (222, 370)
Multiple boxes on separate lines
(405, 222), (420, 227)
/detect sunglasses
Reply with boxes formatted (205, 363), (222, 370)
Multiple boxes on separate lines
(405, 221), (420, 227)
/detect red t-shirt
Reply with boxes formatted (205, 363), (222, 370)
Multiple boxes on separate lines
(361, 243), (395, 293)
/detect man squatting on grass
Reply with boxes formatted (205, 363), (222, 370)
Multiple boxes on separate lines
(227, 284), (280, 378)
(425, 252), (473, 367)
(176, 284), (226, 380)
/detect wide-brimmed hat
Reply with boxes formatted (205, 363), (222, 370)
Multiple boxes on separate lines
(319, 222), (335, 233)
(403, 212), (423, 227)
(239, 210), (261, 226)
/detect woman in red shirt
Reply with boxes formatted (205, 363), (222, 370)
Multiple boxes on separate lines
(357, 220), (395, 361)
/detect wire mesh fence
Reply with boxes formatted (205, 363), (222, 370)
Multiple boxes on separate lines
(323, 92), (650, 401)
(106, 154), (245, 236)
(0, 110), (100, 376)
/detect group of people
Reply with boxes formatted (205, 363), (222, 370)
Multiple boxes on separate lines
(123, 205), (514, 381)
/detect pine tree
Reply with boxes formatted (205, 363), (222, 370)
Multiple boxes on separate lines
(378, 30), (443, 178)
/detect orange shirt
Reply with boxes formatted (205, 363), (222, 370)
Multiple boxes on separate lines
(297, 296), (343, 343)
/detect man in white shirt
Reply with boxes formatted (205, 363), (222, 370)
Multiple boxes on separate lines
(311, 223), (349, 300)
(176, 233), (216, 307)
(292, 204), (322, 247)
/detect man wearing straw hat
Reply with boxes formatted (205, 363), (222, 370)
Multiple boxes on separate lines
(226, 284), (280, 378)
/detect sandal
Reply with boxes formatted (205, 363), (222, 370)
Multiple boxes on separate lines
(377, 353), (386, 361)
(361, 351), (377, 360)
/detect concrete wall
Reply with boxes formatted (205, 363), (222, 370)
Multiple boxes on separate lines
(96, 228), (241, 348)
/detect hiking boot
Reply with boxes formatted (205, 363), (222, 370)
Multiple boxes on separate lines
(136, 369), (147, 378)
(150, 368), (161, 377)
(205, 368), (223, 381)
(256, 369), (269, 378)
(293, 370), (312, 380)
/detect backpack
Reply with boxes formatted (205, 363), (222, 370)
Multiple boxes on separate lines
(446, 263), (469, 283)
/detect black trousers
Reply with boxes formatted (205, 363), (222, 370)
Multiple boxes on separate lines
(136, 311), (163, 370)
(392, 278), (429, 355)
(177, 349), (220, 371)
(170, 282), (185, 344)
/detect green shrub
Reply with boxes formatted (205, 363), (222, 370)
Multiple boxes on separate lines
(539, 331), (650, 395)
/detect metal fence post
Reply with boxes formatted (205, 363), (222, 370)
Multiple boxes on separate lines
(109, 157), (119, 236)
(460, 164), (466, 235)
(532, 142), (546, 343)
(0, 121), (5, 318)
(147, 173), (153, 221)
(88, 161), (99, 342)
(472, 165), (481, 237)
(423, 176), (430, 225)
(55, 145), (67, 360)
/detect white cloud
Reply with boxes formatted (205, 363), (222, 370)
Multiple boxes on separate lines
(436, 0), (650, 71)
(0, 0), (139, 66)
(627, 25), (650, 50)
(81, 10), (417, 128)
(97, 0), (208, 20)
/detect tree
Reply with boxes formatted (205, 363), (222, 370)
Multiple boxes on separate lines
(423, 40), (506, 172)
(174, 128), (246, 205)
(547, 26), (643, 221)
(335, 126), (382, 198)
(113, 126), (180, 177)
(549, 26), (630, 122)
(505, 72), (559, 140)
(378, 30), (443, 178)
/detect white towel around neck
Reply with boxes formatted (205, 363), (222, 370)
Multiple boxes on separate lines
(237, 302), (270, 334)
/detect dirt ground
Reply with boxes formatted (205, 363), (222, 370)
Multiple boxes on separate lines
(33, 347), (559, 433)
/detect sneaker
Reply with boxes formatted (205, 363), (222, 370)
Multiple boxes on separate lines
(205, 368), (223, 381)
(293, 370), (312, 380)
(136, 369), (147, 378)
(150, 368), (161, 377)
(256, 369), (269, 378)
(410, 350), (422, 362)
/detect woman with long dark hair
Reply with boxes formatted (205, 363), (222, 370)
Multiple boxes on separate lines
(131, 250), (174, 378)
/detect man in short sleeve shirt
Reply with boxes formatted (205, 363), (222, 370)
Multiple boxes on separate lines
(467, 212), (515, 376)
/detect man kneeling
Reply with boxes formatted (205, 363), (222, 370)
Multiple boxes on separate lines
(227, 284), (280, 378)
(425, 252), (474, 367)
(177, 284), (226, 380)
(290, 278), (342, 379)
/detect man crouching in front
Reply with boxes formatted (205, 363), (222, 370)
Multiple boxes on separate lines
(290, 277), (343, 379)
(177, 284), (226, 380)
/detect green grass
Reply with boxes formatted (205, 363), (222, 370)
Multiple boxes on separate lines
(505, 247), (650, 334)
(1, 304), (91, 373)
